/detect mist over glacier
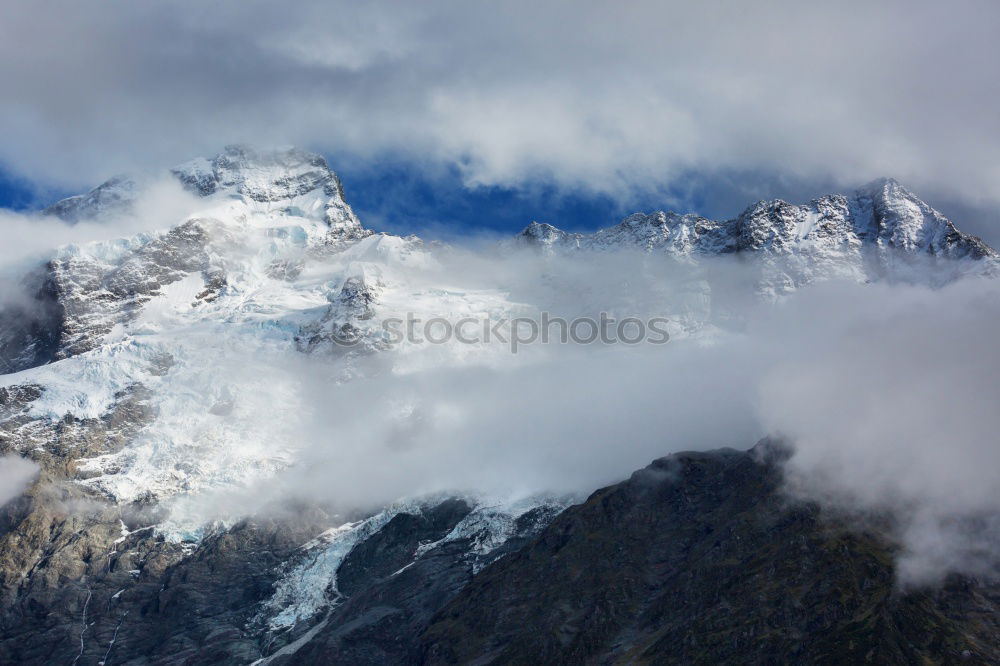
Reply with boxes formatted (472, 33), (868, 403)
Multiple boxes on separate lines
(260, 270), (1000, 587)
(1, 153), (997, 587)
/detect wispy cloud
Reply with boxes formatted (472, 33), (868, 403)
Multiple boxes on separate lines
(0, 455), (38, 506)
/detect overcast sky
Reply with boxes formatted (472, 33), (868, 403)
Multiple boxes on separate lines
(1, 1), (998, 240)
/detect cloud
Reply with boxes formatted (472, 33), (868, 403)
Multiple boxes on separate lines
(0, 176), (200, 274)
(0, 455), (38, 506)
(130, 235), (1000, 585)
(1, 0), (999, 230)
(159, 250), (768, 527)
(755, 278), (1000, 585)
(273, 259), (1000, 587)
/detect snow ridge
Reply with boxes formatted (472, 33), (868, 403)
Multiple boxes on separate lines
(515, 178), (998, 297)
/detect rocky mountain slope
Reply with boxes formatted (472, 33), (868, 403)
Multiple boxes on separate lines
(0, 147), (997, 664)
(423, 443), (1000, 664)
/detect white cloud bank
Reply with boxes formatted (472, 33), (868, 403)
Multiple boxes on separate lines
(757, 279), (1000, 585)
(160, 244), (1000, 586)
(1, 1), (999, 219)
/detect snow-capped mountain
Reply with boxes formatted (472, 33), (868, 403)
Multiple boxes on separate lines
(0, 147), (567, 663)
(0, 147), (529, 511)
(0, 147), (997, 664)
(3, 143), (998, 536)
(516, 178), (997, 297)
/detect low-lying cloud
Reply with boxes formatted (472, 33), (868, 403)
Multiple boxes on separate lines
(159, 241), (1000, 586)
(0, 176), (200, 274)
(0, 455), (39, 506)
(757, 279), (1000, 585)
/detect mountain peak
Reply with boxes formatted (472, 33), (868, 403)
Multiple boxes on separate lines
(516, 221), (582, 249)
(861, 176), (900, 188)
(514, 179), (998, 286)
(42, 174), (140, 222)
(855, 176), (907, 199)
(170, 145), (339, 201)
(44, 146), (364, 234)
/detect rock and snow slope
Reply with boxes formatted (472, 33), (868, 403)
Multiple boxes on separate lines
(0, 147), (997, 663)
(2, 147), (524, 523)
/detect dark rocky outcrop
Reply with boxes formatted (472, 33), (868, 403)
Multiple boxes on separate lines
(0, 267), (64, 374)
(421, 445), (1000, 665)
(266, 501), (561, 666)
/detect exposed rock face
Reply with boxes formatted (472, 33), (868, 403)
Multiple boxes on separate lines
(0, 267), (63, 374)
(2, 147), (373, 375)
(3, 444), (991, 664)
(0, 219), (220, 373)
(0, 490), (563, 664)
(296, 274), (384, 353)
(422, 446), (1000, 665)
(263, 499), (564, 665)
(48, 220), (214, 362)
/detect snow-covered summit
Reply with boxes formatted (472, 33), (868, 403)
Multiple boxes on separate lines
(850, 177), (994, 259)
(171, 145), (333, 199)
(0, 147), (524, 522)
(519, 221), (583, 249)
(516, 179), (997, 295)
(521, 179), (996, 260)
(45, 145), (367, 238)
